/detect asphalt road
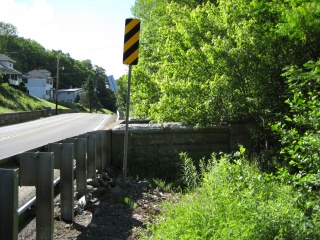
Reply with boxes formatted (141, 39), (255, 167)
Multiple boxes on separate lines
(0, 112), (117, 209)
(0, 113), (116, 160)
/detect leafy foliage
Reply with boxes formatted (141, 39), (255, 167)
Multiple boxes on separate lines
(115, 74), (128, 114)
(0, 22), (18, 53)
(179, 152), (200, 191)
(131, 0), (320, 157)
(80, 78), (98, 113)
(149, 152), (320, 239)
(273, 59), (320, 213)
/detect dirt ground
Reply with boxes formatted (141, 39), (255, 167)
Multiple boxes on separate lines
(18, 166), (178, 240)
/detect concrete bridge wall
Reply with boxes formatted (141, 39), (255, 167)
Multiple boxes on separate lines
(0, 109), (78, 126)
(111, 123), (251, 178)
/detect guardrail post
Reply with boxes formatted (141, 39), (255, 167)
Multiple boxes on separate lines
(0, 168), (19, 240)
(96, 131), (103, 173)
(36, 153), (54, 240)
(101, 130), (108, 169)
(20, 152), (54, 240)
(106, 129), (112, 165)
(77, 138), (87, 197)
(48, 143), (74, 223)
(87, 133), (96, 178)
(65, 138), (87, 198)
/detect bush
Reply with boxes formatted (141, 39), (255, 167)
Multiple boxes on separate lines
(273, 59), (320, 212)
(149, 153), (320, 239)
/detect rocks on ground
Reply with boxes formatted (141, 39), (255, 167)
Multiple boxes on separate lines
(19, 166), (178, 240)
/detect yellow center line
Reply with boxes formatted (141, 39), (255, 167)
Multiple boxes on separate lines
(0, 115), (84, 142)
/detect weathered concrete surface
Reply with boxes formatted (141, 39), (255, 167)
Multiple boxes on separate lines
(0, 109), (78, 126)
(111, 123), (251, 178)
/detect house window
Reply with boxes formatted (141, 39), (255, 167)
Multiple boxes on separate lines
(46, 90), (50, 95)
(22, 78), (28, 84)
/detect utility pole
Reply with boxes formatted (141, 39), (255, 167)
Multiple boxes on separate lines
(95, 77), (97, 113)
(55, 52), (60, 115)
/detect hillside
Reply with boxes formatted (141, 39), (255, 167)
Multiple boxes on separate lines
(0, 83), (113, 114)
(0, 83), (56, 113)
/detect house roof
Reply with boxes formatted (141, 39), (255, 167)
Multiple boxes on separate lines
(23, 69), (52, 79)
(0, 54), (16, 63)
(0, 62), (21, 74)
(0, 53), (21, 74)
(38, 69), (51, 77)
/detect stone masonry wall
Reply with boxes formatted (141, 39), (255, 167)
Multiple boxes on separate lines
(111, 123), (251, 179)
(0, 109), (78, 126)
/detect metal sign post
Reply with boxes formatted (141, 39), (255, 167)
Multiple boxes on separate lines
(123, 65), (132, 186)
(122, 18), (140, 186)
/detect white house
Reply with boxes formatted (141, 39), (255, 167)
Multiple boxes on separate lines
(0, 54), (22, 85)
(20, 69), (54, 100)
(57, 88), (84, 103)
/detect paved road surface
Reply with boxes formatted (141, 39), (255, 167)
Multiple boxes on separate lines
(0, 113), (116, 160)
(0, 112), (117, 208)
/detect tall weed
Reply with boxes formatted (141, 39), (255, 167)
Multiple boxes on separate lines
(150, 153), (320, 239)
(179, 152), (200, 191)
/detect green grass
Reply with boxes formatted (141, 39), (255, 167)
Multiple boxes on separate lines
(0, 106), (15, 113)
(45, 99), (113, 114)
(143, 152), (320, 240)
(37, 98), (68, 110)
(0, 83), (114, 114)
(0, 83), (45, 112)
(0, 83), (67, 112)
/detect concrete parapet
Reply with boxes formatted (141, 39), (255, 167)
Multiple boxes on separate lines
(0, 109), (78, 126)
(111, 123), (251, 178)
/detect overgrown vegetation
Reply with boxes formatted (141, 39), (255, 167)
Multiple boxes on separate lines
(127, 1), (320, 237)
(131, 0), (320, 156)
(272, 59), (320, 217)
(141, 151), (320, 239)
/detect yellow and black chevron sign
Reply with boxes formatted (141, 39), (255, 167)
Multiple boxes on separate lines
(123, 18), (141, 65)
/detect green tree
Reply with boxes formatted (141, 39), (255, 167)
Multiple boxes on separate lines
(81, 77), (98, 113)
(273, 59), (320, 210)
(0, 22), (18, 36)
(93, 66), (117, 112)
(6, 37), (48, 73)
(0, 22), (18, 53)
(103, 88), (117, 112)
(131, 0), (320, 158)
(115, 74), (128, 114)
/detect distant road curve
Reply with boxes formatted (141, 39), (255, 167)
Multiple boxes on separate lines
(0, 113), (116, 160)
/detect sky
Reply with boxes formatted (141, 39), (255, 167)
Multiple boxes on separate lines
(0, 0), (136, 79)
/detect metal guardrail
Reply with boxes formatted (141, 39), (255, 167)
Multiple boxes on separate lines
(0, 129), (112, 240)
